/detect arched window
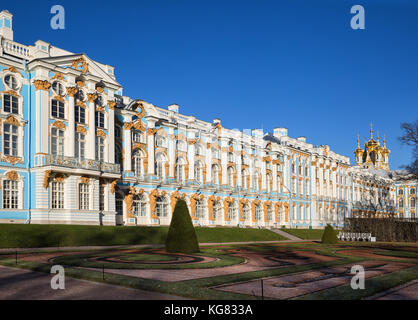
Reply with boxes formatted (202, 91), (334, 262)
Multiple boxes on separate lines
(411, 188), (416, 195)
(155, 153), (166, 179)
(266, 174), (272, 193)
(194, 161), (203, 184)
(196, 199), (205, 219)
(213, 201), (221, 219)
(156, 196), (168, 217)
(399, 189), (403, 195)
(267, 205), (273, 221)
(255, 204), (262, 221)
(241, 170), (247, 189)
(242, 203), (250, 220)
(228, 201), (237, 220)
(175, 158), (186, 183)
(398, 198), (403, 208)
(211, 164), (220, 184)
(133, 194), (147, 217)
(132, 149), (144, 177)
(227, 167), (235, 187)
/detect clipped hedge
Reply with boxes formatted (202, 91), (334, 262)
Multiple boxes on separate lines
(321, 224), (338, 244)
(165, 199), (200, 253)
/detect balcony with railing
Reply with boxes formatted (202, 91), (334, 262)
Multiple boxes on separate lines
(1, 39), (31, 59)
(35, 154), (120, 174)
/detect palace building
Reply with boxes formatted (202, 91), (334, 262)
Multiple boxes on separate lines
(0, 10), (415, 227)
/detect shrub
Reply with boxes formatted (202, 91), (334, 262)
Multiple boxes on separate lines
(321, 224), (338, 244)
(165, 199), (200, 253)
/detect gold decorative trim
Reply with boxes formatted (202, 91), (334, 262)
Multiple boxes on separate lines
(147, 128), (157, 136)
(96, 129), (106, 137)
(6, 170), (18, 181)
(33, 80), (51, 91)
(72, 57), (89, 74)
(5, 115), (21, 127)
(110, 180), (118, 194)
(43, 170), (52, 189)
(53, 95), (65, 102)
(76, 80), (85, 87)
(66, 87), (78, 97)
(2, 90), (20, 97)
(51, 73), (65, 81)
(76, 101), (87, 109)
(87, 93), (98, 103)
(108, 101), (116, 110)
(96, 106), (105, 113)
(81, 176), (90, 184)
(52, 120), (66, 130)
(7, 66), (18, 73)
(76, 126), (87, 133)
(2, 156), (23, 165)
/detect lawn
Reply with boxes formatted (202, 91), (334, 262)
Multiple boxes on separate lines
(0, 224), (287, 248)
(281, 228), (327, 240)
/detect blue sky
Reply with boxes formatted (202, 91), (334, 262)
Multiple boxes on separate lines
(6, 0), (418, 169)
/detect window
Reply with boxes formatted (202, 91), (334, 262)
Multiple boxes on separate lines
(241, 170), (247, 189)
(305, 166), (308, 176)
(52, 82), (65, 96)
(411, 188), (416, 195)
(77, 89), (85, 101)
(227, 167), (234, 187)
(267, 205), (273, 221)
(291, 163), (295, 174)
(175, 158), (186, 183)
(298, 165), (302, 175)
(3, 94), (18, 114)
(51, 99), (65, 119)
(99, 185), (105, 211)
(96, 95), (104, 106)
(212, 164), (220, 184)
(75, 133), (85, 160)
(195, 145), (203, 156)
(399, 198), (403, 208)
(133, 195), (147, 217)
(2, 180), (18, 209)
(228, 202), (237, 220)
(95, 111), (105, 128)
(3, 124), (18, 156)
(156, 196), (168, 217)
(51, 128), (64, 156)
(242, 204), (250, 220)
(194, 162), (202, 183)
(212, 201), (221, 219)
(266, 174), (272, 193)
(176, 140), (186, 152)
(115, 125), (122, 139)
(155, 154), (165, 179)
(115, 144), (122, 166)
(255, 205), (262, 221)
(399, 189), (404, 195)
(79, 183), (89, 210)
(155, 135), (166, 148)
(196, 200), (205, 219)
(411, 197), (416, 208)
(132, 130), (145, 143)
(4, 75), (18, 90)
(212, 148), (219, 159)
(132, 150), (144, 177)
(96, 136), (105, 162)
(228, 152), (234, 163)
(51, 181), (64, 209)
(116, 193), (123, 216)
(75, 106), (85, 123)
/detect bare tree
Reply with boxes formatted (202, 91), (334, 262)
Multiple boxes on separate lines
(398, 120), (418, 179)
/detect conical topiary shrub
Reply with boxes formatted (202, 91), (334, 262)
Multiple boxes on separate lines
(165, 199), (200, 253)
(321, 224), (338, 244)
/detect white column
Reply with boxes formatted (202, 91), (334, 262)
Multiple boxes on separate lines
(108, 102), (115, 163)
(34, 80), (50, 154)
(124, 125), (132, 171)
(146, 118), (157, 175)
(65, 88), (76, 158)
(87, 93), (97, 160)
